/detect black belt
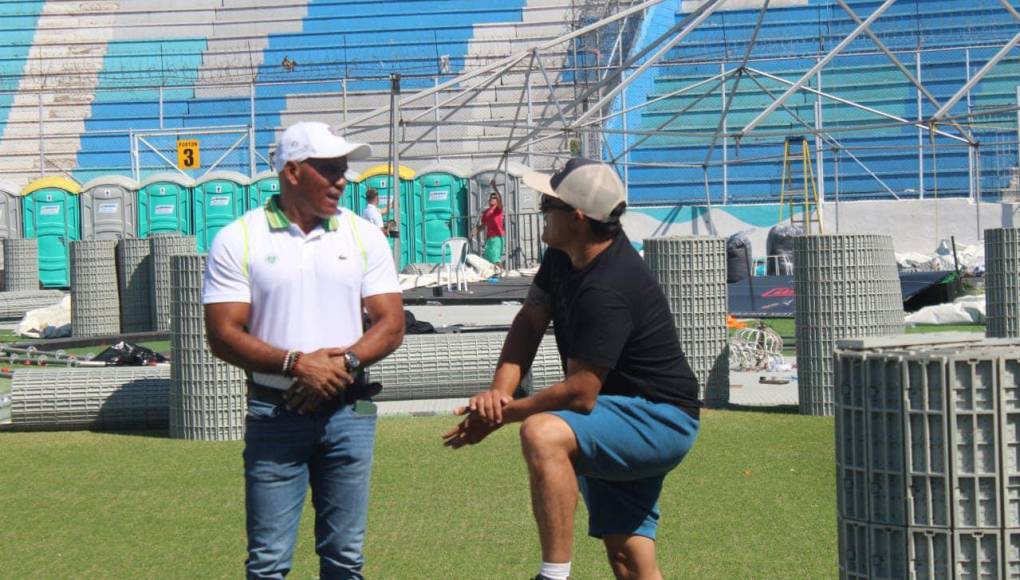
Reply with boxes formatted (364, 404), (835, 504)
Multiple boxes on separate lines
(246, 379), (381, 413)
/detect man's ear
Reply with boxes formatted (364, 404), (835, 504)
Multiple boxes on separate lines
(281, 161), (301, 186)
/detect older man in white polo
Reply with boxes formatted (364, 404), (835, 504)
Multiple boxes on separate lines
(203, 121), (404, 579)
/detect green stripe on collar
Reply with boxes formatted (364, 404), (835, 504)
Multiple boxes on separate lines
(264, 195), (340, 231)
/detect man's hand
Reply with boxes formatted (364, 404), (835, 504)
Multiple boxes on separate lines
(455, 390), (512, 425)
(283, 348), (352, 412)
(442, 411), (502, 449)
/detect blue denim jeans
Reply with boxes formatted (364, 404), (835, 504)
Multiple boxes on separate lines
(243, 398), (377, 579)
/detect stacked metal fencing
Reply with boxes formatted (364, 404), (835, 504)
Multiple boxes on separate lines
(116, 238), (153, 333)
(985, 228), (1020, 338)
(151, 235), (195, 332)
(70, 240), (120, 336)
(0, 290), (65, 320)
(367, 331), (562, 400)
(8, 366), (170, 430)
(644, 236), (730, 406)
(169, 253), (245, 441)
(835, 334), (1020, 578)
(4, 238), (38, 291)
(793, 234), (904, 416)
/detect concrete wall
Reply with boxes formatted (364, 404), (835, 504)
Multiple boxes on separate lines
(623, 198), (1017, 255)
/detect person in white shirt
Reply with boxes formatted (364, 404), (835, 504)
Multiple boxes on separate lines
(360, 188), (388, 234)
(203, 121), (404, 579)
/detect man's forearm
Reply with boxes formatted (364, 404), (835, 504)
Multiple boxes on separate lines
(208, 324), (288, 375)
(347, 315), (403, 368)
(489, 314), (547, 396)
(501, 379), (592, 423)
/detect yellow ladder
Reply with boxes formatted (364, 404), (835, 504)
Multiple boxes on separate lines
(778, 136), (823, 233)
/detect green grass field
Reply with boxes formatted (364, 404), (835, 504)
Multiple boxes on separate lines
(0, 410), (836, 578)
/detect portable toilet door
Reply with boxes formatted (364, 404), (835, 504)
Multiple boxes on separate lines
(248, 170), (279, 210)
(358, 165), (421, 268)
(194, 171), (248, 253)
(20, 176), (82, 288)
(342, 170), (361, 213)
(0, 181), (22, 240)
(417, 163), (470, 264)
(469, 162), (534, 271)
(138, 173), (194, 237)
(81, 175), (138, 240)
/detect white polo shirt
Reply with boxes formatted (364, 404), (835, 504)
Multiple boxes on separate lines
(203, 197), (400, 387)
(361, 203), (384, 228)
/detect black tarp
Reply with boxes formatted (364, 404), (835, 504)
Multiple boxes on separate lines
(727, 271), (958, 317)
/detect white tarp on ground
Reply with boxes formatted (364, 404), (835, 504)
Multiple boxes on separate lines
(397, 253), (538, 291)
(15, 294), (71, 338)
(905, 294), (986, 325)
(896, 240), (984, 274)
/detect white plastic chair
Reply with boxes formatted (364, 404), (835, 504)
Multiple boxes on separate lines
(439, 237), (469, 291)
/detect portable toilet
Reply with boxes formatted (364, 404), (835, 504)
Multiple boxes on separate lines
(0, 181), (22, 240)
(248, 170), (280, 210)
(20, 176), (81, 288)
(81, 175), (138, 240)
(194, 171), (248, 253)
(138, 173), (194, 238)
(417, 163), (471, 264)
(358, 165), (421, 267)
(470, 161), (534, 269)
(342, 169), (361, 213)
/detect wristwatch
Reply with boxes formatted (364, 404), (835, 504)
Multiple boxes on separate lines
(343, 351), (362, 372)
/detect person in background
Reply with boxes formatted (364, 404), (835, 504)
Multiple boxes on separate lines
(474, 180), (505, 274)
(360, 188), (389, 235)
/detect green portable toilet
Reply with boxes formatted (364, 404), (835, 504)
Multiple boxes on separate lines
(138, 173), (194, 238)
(248, 170), (279, 210)
(0, 181), (22, 240)
(20, 176), (81, 288)
(194, 171), (248, 253)
(417, 162), (471, 264)
(81, 175), (138, 240)
(342, 170), (361, 213)
(358, 164), (421, 268)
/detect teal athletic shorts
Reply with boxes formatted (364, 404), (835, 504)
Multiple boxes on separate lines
(550, 394), (699, 540)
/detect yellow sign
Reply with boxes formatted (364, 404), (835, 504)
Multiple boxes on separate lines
(177, 139), (200, 169)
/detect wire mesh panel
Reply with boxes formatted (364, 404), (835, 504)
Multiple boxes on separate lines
(151, 235), (195, 332)
(9, 366), (170, 431)
(116, 238), (152, 333)
(794, 234), (904, 416)
(4, 238), (38, 291)
(0, 290), (65, 320)
(985, 228), (1020, 338)
(169, 253), (245, 441)
(643, 235), (729, 406)
(834, 337), (1020, 579)
(70, 239), (120, 337)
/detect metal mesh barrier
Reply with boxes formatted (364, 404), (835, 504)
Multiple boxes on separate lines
(116, 238), (153, 333)
(4, 238), (38, 291)
(834, 335), (1020, 578)
(151, 235), (196, 332)
(644, 235), (730, 406)
(70, 240), (120, 336)
(794, 234), (904, 416)
(9, 366), (170, 431)
(169, 253), (245, 441)
(985, 228), (1020, 338)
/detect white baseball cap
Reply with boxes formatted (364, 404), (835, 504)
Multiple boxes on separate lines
(273, 121), (372, 172)
(522, 158), (626, 222)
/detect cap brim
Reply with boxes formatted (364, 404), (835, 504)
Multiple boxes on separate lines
(313, 141), (372, 162)
(522, 171), (560, 199)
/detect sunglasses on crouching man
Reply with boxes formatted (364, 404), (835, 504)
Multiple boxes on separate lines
(539, 195), (574, 213)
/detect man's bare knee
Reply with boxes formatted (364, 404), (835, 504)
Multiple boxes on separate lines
(519, 414), (575, 464)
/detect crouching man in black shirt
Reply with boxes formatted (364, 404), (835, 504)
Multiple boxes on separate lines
(443, 158), (701, 580)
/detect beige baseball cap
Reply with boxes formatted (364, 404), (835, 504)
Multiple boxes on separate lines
(274, 121), (371, 172)
(522, 158), (626, 222)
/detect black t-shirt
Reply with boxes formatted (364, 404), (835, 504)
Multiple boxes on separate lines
(534, 233), (701, 418)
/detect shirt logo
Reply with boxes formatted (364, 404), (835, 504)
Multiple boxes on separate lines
(337, 253), (348, 260)
(265, 254), (278, 265)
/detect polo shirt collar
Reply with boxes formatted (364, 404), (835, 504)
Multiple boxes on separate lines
(265, 195), (340, 232)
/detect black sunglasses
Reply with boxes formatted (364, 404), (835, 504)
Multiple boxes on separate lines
(303, 158), (349, 183)
(539, 194), (573, 213)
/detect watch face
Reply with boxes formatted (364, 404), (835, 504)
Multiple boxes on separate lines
(346, 352), (361, 370)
